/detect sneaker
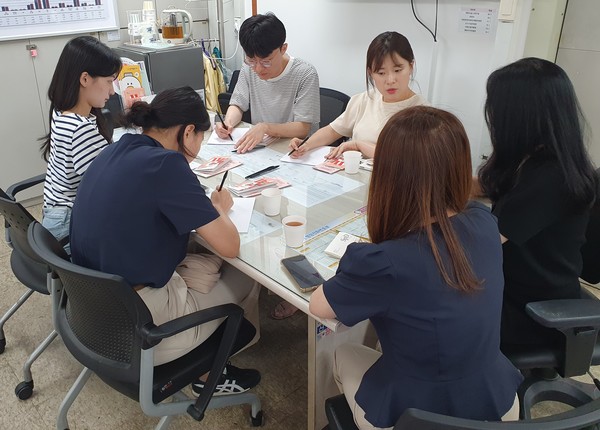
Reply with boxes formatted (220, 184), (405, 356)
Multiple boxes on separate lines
(192, 362), (261, 396)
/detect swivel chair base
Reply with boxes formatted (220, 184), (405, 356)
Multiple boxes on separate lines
(519, 370), (599, 419)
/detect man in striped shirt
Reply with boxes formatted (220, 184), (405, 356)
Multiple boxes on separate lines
(215, 13), (320, 153)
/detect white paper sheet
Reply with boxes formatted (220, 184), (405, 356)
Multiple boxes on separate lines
(229, 197), (256, 233)
(280, 146), (331, 166)
(206, 128), (248, 145)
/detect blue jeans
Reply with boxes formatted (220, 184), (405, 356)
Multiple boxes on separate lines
(42, 206), (71, 254)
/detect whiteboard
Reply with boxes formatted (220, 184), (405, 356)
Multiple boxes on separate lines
(0, 0), (119, 41)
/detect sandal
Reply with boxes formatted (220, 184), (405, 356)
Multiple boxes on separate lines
(270, 301), (299, 320)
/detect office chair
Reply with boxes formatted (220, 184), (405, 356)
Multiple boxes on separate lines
(27, 221), (263, 430)
(319, 87), (350, 147)
(0, 174), (60, 400)
(325, 394), (600, 430)
(217, 70), (252, 123)
(325, 176), (600, 429)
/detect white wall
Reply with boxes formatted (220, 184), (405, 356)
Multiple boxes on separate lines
(556, 0), (600, 166)
(242, 0), (532, 167)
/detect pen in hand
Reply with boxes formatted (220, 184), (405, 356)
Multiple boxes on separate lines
(287, 135), (310, 156)
(216, 111), (234, 141)
(218, 170), (229, 191)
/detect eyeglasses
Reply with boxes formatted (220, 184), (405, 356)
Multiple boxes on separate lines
(244, 57), (273, 69)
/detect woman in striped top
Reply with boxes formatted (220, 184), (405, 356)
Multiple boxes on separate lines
(40, 36), (122, 245)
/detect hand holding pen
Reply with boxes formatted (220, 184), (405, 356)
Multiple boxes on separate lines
(215, 111), (234, 141)
(287, 135), (310, 157)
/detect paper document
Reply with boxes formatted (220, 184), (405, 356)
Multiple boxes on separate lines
(280, 146), (331, 166)
(207, 128), (279, 146)
(207, 128), (248, 145)
(229, 197), (255, 233)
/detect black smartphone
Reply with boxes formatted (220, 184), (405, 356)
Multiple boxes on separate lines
(281, 255), (326, 293)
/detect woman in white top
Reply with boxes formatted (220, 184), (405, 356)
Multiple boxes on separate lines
(40, 36), (122, 247)
(289, 31), (427, 160)
(273, 32), (426, 320)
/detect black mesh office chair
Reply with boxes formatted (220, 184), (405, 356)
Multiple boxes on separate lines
(319, 87), (350, 147)
(0, 174), (60, 400)
(217, 70), (252, 123)
(27, 221), (263, 430)
(325, 394), (600, 429)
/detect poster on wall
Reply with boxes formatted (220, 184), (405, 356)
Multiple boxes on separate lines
(0, 0), (118, 41)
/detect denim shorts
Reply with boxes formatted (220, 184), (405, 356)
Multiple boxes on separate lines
(42, 206), (72, 252)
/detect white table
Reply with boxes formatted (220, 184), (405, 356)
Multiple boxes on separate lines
(193, 133), (377, 430)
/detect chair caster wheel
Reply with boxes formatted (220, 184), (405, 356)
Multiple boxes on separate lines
(251, 410), (264, 426)
(15, 380), (34, 400)
(0, 338), (5, 354)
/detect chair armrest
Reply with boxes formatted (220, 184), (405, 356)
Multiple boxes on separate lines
(140, 303), (243, 348)
(6, 173), (46, 200)
(526, 299), (600, 330)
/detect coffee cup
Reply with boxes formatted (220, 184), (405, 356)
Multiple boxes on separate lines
(343, 150), (362, 174)
(261, 187), (282, 216)
(282, 215), (307, 248)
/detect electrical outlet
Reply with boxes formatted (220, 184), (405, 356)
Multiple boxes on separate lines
(234, 17), (241, 32)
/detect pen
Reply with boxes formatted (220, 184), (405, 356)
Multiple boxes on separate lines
(287, 135), (310, 156)
(217, 170), (229, 191)
(232, 144), (266, 153)
(216, 111), (234, 141)
(245, 165), (279, 179)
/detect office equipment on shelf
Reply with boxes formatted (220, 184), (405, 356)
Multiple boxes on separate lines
(112, 44), (205, 95)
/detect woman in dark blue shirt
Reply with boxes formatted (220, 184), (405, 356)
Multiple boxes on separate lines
(70, 87), (260, 396)
(310, 106), (522, 429)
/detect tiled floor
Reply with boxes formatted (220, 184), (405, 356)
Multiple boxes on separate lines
(0, 205), (308, 429)
(1, 205), (599, 429)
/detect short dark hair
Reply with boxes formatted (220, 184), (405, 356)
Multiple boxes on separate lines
(479, 57), (596, 208)
(41, 35), (122, 160)
(368, 106), (480, 293)
(239, 13), (286, 58)
(123, 86), (210, 158)
(366, 32), (414, 89)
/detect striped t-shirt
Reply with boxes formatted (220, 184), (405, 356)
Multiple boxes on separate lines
(230, 56), (320, 133)
(43, 110), (108, 208)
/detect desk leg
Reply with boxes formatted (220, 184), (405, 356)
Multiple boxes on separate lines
(307, 318), (376, 430)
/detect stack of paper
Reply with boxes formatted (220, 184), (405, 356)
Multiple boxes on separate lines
(324, 231), (362, 259)
(192, 156), (241, 178)
(228, 177), (291, 198)
(314, 157), (344, 174)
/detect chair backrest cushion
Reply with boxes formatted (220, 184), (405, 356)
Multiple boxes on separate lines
(28, 222), (153, 383)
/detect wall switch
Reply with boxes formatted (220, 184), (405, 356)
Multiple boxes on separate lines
(499, 0), (517, 22)
(106, 30), (121, 42)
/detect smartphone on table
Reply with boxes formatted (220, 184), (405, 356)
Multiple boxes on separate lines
(281, 255), (326, 293)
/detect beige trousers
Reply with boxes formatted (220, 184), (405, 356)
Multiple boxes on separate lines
(333, 343), (520, 430)
(138, 260), (260, 365)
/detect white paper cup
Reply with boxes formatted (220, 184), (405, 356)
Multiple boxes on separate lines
(282, 215), (307, 248)
(261, 187), (282, 216)
(343, 150), (362, 174)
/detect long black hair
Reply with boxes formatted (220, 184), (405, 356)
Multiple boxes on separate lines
(41, 36), (122, 160)
(122, 86), (211, 158)
(479, 57), (596, 208)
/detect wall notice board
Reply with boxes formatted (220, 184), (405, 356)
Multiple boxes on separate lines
(0, 0), (118, 41)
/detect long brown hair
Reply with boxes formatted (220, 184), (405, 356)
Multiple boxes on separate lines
(367, 106), (480, 293)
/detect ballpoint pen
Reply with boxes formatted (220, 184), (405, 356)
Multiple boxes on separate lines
(216, 111), (234, 141)
(217, 170), (228, 191)
(232, 145), (266, 153)
(245, 165), (279, 179)
(287, 135), (310, 156)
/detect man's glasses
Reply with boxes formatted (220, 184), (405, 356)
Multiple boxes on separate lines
(244, 57), (273, 69)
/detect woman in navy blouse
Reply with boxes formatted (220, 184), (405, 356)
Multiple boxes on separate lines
(310, 106), (522, 429)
